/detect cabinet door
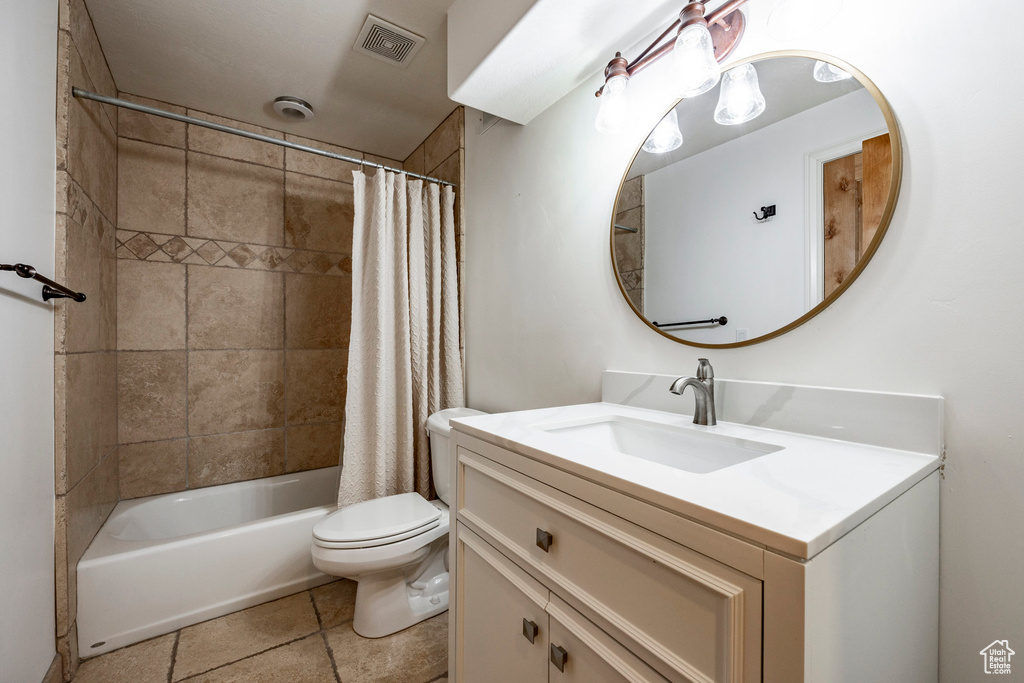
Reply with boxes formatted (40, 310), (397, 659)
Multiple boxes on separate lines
(547, 595), (669, 683)
(457, 525), (549, 682)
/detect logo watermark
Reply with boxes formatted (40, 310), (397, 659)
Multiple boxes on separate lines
(980, 640), (1015, 675)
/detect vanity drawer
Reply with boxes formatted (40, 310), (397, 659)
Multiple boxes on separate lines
(458, 448), (762, 683)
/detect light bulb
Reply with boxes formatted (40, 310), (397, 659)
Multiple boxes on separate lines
(595, 74), (634, 134)
(768, 0), (842, 40)
(813, 60), (853, 83)
(642, 109), (683, 154)
(672, 23), (720, 98)
(714, 63), (766, 126)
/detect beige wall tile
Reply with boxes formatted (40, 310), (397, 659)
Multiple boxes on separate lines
(118, 440), (188, 499)
(118, 351), (188, 443)
(364, 153), (403, 172)
(284, 174), (354, 253)
(404, 144), (425, 176)
(183, 634), (336, 683)
(118, 138), (186, 235)
(187, 152), (284, 246)
(68, 0), (116, 118)
(54, 495), (69, 637)
(310, 580), (356, 628)
(66, 450), (117, 570)
(618, 176), (643, 213)
(117, 260), (186, 350)
(74, 633), (175, 683)
(68, 46), (117, 223)
(285, 349), (346, 425)
(117, 93), (186, 148)
(172, 593), (319, 680)
(613, 207), (644, 272)
(327, 612), (447, 683)
(430, 151), (459, 187)
(285, 274), (351, 349)
(286, 423), (342, 472)
(56, 31), (70, 171)
(625, 287), (644, 312)
(187, 111), (284, 168)
(188, 350), (285, 435)
(424, 108), (463, 173)
(284, 133), (362, 182)
(187, 429), (285, 488)
(65, 220), (116, 353)
(187, 266), (284, 349)
(65, 352), (117, 490)
(57, 621), (79, 681)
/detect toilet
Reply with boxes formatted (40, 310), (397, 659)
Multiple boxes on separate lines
(311, 407), (485, 638)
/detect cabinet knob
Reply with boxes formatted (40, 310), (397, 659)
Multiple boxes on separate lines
(550, 644), (569, 672)
(522, 618), (539, 644)
(536, 528), (553, 552)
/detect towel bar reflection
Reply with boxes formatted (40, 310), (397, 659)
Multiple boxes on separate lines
(653, 316), (727, 328)
(1, 263), (86, 302)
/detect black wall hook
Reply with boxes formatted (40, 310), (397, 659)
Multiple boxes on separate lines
(753, 205), (776, 222)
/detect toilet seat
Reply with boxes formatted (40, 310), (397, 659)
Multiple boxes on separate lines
(313, 492), (442, 549)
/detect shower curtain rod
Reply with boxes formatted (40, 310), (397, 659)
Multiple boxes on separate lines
(72, 88), (456, 187)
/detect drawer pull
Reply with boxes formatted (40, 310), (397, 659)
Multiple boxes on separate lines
(550, 644), (569, 672)
(536, 528), (553, 552)
(522, 618), (539, 644)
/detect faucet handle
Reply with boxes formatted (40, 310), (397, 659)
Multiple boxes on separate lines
(696, 358), (714, 381)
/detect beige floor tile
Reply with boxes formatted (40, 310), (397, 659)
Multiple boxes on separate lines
(74, 633), (175, 683)
(311, 580), (357, 629)
(327, 613), (448, 683)
(172, 592), (320, 680)
(180, 634), (335, 683)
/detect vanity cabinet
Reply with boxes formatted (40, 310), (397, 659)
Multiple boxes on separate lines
(450, 427), (939, 683)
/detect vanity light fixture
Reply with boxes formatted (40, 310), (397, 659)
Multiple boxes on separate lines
(714, 63), (766, 125)
(595, 0), (747, 134)
(642, 109), (684, 153)
(812, 60), (853, 82)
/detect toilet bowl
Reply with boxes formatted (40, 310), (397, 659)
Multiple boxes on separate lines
(311, 407), (485, 638)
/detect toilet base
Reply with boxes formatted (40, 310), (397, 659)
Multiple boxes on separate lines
(351, 537), (450, 638)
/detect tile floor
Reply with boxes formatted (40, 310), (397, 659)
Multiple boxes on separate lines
(72, 580), (448, 683)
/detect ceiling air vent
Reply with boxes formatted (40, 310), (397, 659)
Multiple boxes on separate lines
(353, 15), (425, 68)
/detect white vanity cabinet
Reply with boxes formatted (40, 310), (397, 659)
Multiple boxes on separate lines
(449, 421), (940, 683)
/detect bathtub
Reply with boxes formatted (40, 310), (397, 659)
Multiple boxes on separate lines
(77, 466), (339, 656)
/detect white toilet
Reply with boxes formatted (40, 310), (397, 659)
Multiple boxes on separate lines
(311, 407), (485, 638)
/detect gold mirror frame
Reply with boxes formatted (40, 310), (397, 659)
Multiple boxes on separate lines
(610, 50), (903, 348)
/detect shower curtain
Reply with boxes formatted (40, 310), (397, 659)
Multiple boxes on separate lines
(337, 170), (464, 507)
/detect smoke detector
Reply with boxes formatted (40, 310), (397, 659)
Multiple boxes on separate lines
(353, 15), (425, 68)
(272, 96), (315, 122)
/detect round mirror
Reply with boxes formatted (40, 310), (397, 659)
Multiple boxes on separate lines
(611, 51), (902, 347)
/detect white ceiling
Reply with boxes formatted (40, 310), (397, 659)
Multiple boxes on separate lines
(84, 0), (457, 160)
(628, 56), (864, 178)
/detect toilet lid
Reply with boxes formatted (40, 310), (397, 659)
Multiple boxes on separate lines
(313, 492), (442, 544)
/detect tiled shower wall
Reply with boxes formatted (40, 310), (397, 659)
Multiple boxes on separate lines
(112, 99), (410, 500)
(613, 176), (645, 312)
(53, 0), (119, 678)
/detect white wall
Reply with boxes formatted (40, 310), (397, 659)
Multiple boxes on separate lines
(463, 2), (1024, 680)
(645, 89), (883, 343)
(0, 0), (58, 680)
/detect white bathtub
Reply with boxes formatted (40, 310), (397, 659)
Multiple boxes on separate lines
(77, 466), (339, 656)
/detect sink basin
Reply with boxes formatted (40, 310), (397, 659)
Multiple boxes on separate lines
(536, 415), (783, 474)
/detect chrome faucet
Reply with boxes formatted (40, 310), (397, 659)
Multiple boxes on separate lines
(670, 359), (716, 426)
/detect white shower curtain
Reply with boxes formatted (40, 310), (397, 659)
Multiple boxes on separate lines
(337, 170), (463, 507)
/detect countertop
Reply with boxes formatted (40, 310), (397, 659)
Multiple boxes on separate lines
(451, 401), (939, 559)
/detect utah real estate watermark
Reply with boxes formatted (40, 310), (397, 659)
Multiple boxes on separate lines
(980, 640), (1015, 675)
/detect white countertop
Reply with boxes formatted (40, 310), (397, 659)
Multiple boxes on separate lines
(452, 401), (939, 559)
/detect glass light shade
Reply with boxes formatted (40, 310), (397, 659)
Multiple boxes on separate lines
(672, 23), (720, 98)
(813, 60), (853, 83)
(714, 63), (766, 126)
(595, 74), (633, 134)
(767, 0), (842, 40)
(642, 109), (683, 154)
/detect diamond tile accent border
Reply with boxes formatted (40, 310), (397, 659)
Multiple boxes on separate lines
(115, 231), (352, 277)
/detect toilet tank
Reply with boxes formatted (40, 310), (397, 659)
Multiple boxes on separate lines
(426, 407), (486, 505)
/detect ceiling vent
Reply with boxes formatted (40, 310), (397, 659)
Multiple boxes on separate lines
(353, 15), (425, 68)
